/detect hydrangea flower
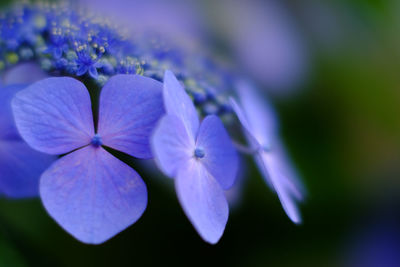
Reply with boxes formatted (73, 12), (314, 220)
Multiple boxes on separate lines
(151, 71), (238, 244)
(0, 84), (54, 198)
(0, 3), (234, 119)
(230, 81), (306, 223)
(12, 75), (164, 244)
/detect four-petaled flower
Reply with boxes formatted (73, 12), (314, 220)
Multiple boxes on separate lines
(230, 81), (306, 223)
(12, 75), (164, 244)
(75, 48), (103, 79)
(151, 71), (238, 244)
(0, 84), (54, 198)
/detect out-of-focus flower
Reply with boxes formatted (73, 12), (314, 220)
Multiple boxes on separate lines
(0, 84), (54, 198)
(213, 0), (309, 95)
(151, 71), (238, 244)
(230, 81), (306, 223)
(12, 75), (164, 244)
(81, 0), (205, 49)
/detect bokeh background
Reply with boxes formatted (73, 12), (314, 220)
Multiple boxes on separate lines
(1, 0), (400, 266)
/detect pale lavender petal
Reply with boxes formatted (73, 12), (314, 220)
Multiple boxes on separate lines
(273, 140), (306, 201)
(175, 161), (228, 244)
(0, 84), (27, 140)
(231, 89), (306, 220)
(98, 75), (164, 159)
(196, 115), (238, 189)
(12, 77), (94, 155)
(235, 80), (278, 148)
(40, 146), (147, 244)
(0, 140), (55, 198)
(163, 70), (199, 139)
(229, 97), (260, 150)
(151, 115), (194, 177)
(257, 151), (302, 224)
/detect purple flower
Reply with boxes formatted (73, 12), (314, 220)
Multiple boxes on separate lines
(0, 84), (54, 198)
(12, 75), (164, 244)
(151, 71), (238, 244)
(75, 48), (103, 79)
(218, 0), (309, 95)
(230, 81), (306, 223)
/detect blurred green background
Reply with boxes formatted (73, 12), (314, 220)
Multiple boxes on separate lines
(1, 0), (400, 266)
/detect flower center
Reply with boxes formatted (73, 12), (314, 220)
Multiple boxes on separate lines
(91, 134), (103, 147)
(194, 147), (205, 159)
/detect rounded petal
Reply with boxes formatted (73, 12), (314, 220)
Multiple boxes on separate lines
(175, 161), (229, 244)
(0, 140), (55, 198)
(12, 77), (95, 155)
(196, 115), (238, 189)
(258, 151), (302, 224)
(0, 84), (28, 140)
(163, 70), (199, 139)
(40, 146), (147, 244)
(98, 75), (164, 159)
(151, 115), (194, 177)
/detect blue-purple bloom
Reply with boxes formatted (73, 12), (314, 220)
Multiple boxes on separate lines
(75, 47), (103, 79)
(230, 81), (306, 223)
(151, 71), (238, 244)
(12, 75), (164, 244)
(0, 84), (54, 198)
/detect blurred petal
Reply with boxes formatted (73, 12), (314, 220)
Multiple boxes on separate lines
(231, 87), (305, 222)
(236, 81), (278, 147)
(12, 77), (94, 155)
(273, 140), (306, 201)
(0, 84), (27, 140)
(175, 161), (228, 244)
(2, 62), (48, 85)
(217, 0), (308, 93)
(0, 140), (54, 198)
(151, 115), (194, 177)
(40, 146), (147, 244)
(196, 115), (238, 189)
(98, 75), (164, 159)
(229, 97), (260, 149)
(82, 0), (205, 49)
(163, 70), (199, 139)
(258, 151), (302, 224)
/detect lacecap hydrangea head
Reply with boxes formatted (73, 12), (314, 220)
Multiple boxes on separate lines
(0, 1), (306, 245)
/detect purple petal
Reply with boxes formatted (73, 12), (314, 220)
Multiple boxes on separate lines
(88, 66), (99, 79)
(1, 62), (48, 85)
(40, 146), (147, 244)
(151, 115), (194, 177)
(163, 70), (199, 139)
(12, 77), (95, 155)
(230, 87), (305, 222)
(272, 140), (306, 201)
(229, 98), (260, 150)
(0, 140), (55, 198)
(235, 81), (278, 148)
(76, 65), (88, 76)
(0, 84), (27, 140)
(196, 115), (238, 189)
(257, 151), (302, 224)
(98, 75), (164, 159)
(175, 161), (228, 244)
